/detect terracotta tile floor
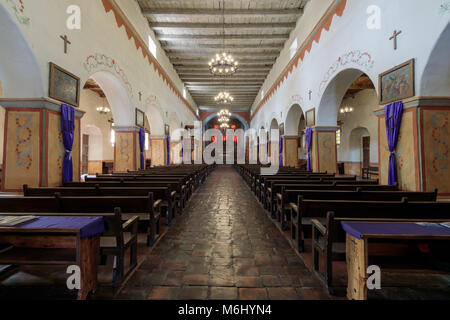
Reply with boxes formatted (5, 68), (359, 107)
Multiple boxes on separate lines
(115, 166), (331, 300)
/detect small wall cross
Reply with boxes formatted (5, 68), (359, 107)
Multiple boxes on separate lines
(308, 90), (312, 100)
(60, 35), (71, 54)
(389, 30), (402, 50)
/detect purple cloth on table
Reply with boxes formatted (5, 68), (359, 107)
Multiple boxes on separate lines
(0, 216), (105, 239)
(342, 221), (450, 240)
(61, 104), (75, 183)
(139, 128), (145, 170)
(306, 127), (312, 171)
(385, 101), (403, 186)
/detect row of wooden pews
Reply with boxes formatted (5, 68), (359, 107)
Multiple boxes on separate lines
(235, 164), (450, 299)
(0, 164), (215, 298)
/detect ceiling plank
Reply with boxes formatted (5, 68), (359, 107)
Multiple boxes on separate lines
(163, 43), (283, 50)
(157, 34), (290, 41)
(150, 22), (297, 29)
(143, 8), (303, 16)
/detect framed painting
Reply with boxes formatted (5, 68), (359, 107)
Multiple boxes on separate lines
(305, 108), (316, 127)
(49, 62), (80, 107)
(135, 108), (145, 128)
(378, 59), (415, 104)
(165, 124), (170, 136)
(279, 123), (285, 136)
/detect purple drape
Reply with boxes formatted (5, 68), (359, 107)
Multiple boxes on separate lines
(279, 136), (283, 166)
(139, 128), (145, 170)
(385, 101), (403, 186)
(257, 139), (260, 164)
(306, 128), (312, 171)
(61, 104), (75, 182)
(167, 136), (171, 165)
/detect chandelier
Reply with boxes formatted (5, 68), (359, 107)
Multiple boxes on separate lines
(339, 106), (354, 114)
(218, 109), (232, 118)
(214, 92), (234, 104)
(209, 0), (239, 76)
(220, 123), (230, 130)
(96, 106), (111, 114)
(218, 116), (230, 123)
(209, 53), (239, 76)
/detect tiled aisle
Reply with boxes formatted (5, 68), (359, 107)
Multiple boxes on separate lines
(117, 166), (331, 300)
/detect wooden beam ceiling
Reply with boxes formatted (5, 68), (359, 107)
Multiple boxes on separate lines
(138, 0), (309, 111)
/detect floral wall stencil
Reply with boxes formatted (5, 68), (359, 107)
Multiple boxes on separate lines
(318, 50), (375, 95)
(440, 1), (450, 14)
(83, 53), (133, 98)
(5, 0), (30, 25)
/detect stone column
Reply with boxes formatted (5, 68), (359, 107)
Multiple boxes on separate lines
(0, 98), (84, 191)
(150, 135), (167, 167)
(376, 97), (450, 194)
(113, 126), (140, 172)
(283, 135), (299, 168)
(310, 127), (338, 174)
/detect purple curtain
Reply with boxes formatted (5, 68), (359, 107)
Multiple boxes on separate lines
(167, 136), (171, 165)
(279, 136), (283, 166)
(139, 128), (145, 170)
(257, 138), (260, 164)
(385, 101), (403, 186)
(306, 127), (312, 171)
(61, 104), (75, 182)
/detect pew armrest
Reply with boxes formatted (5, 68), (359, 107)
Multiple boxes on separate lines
(311, 219), (327, 237)
(122, 215), (139, 232)
(153, 199), (163, 211)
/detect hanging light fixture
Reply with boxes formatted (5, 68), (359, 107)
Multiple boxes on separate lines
(214, 91), (234, 104)
(218, 116), (230, 123)
(220, 123), (230, 130)
(96, 99), (111, 114)
(339, 106), (354, 114)
(209, 0), (239, 76)
(218, 109), (232, 118)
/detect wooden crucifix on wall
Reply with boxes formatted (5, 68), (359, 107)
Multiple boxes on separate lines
(60, 35), (71, 54)
(389, 30), (402, 50)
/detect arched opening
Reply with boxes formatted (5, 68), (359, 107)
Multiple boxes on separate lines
(285, 104), (306, 168)
(79, 76), (119, 175)
(334, 74), (378, 176)
(269, 119), (279, 165)
(420, 22), (450, 96)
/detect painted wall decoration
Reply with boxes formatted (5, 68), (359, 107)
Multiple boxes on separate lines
(4, 111), (40, 191)
(15, 114), (32, 170)
(440, 1), (450, 14)
(49, 63), (80, 107)
(5, 0), (30, 25)
(83, 53), (133, 96)
(100, 0), (197, 119)
(422, 109), (450, 194)
(378, 59), (415, 105)
(252, 0), (348, 120)
(318, 132), (337, 173)
(318, 50), (375, 94)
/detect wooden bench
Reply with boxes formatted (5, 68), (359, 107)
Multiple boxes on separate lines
(312, 208), (450, 294)
(0, 207), (139, 288)
(362, 166), (379, 180)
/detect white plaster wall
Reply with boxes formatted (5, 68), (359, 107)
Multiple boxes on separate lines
(79, 89), (114, 161)
(0, 0), (198, 129)
(337, 89), (379, 163)
(251, 0), (450, 130)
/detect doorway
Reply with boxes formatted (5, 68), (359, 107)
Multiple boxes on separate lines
(362, 136), (370, 171)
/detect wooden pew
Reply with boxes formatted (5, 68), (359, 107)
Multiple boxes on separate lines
(23, 184), (174, 225)
(0, 207), (138, 288)
(0, 194), (160, 247)
(269, 183), (394, 219)
(61, 181), (180, 219)
(311, 207), (450, 294)
(293, 197), (449, 253)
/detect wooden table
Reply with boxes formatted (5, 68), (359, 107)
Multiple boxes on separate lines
(0, 216), (104, 300)
(342, 221), (450, 300)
